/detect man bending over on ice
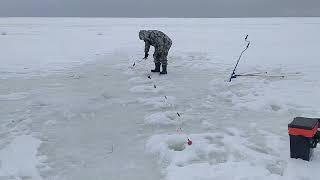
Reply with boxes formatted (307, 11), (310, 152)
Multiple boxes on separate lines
(139, 30), (172, 74)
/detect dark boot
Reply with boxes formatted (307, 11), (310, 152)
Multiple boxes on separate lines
(160, 65), (167, 74)
(151, 63), (161, 72)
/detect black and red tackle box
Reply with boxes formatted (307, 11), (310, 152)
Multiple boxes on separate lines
(288, 117), (320, 161)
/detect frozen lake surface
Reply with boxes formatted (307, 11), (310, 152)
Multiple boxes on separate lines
(0, 18), (320, 180)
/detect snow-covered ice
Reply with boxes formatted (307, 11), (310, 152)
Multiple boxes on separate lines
(1, 17), (320, 180)
(144, 111), (180, 126)
(0, 135), (43, 180)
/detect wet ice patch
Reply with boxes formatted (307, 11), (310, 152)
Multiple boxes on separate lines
(0, 135), (43, 180)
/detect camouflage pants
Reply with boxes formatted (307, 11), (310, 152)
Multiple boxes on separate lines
(153, 43), (172, 65)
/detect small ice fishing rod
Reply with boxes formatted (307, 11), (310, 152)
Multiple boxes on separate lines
(229, 35), (250, 82)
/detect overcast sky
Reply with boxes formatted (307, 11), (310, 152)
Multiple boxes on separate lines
(1, 0), (320, 17)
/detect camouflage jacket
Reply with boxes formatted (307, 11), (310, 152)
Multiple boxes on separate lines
(139, 30), (172, 54)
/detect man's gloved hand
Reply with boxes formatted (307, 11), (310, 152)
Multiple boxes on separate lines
(143, 52), (149, 59)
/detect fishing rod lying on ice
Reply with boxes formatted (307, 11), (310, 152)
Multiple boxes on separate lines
(228, 35), (285, 82)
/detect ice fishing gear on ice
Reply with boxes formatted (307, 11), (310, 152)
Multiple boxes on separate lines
(235, 71), (285, 78)
(229, 35), (251, 82)
(131, 55), (191, 146)
(174, 112), (192, 146)
(131, 57), (145, 68)
(288, 117), (320, 161)
(228, 35), (287, 81)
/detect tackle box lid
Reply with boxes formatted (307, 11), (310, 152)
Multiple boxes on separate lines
(288, 117), (319, 130)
